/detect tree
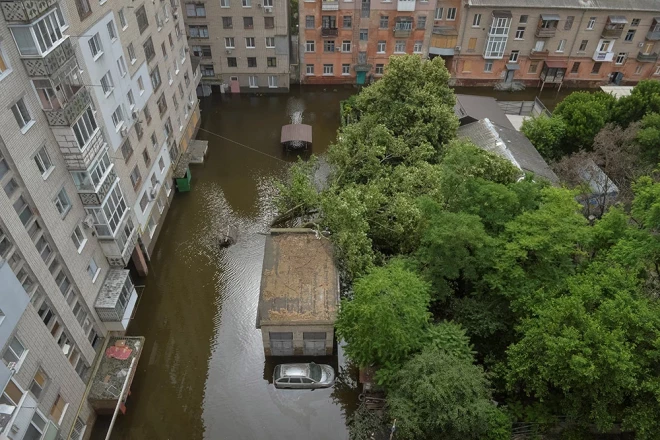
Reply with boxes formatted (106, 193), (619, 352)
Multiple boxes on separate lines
(636, 112), (660, 165)
(388, 345), (509, 440)
(335, 259), (431, 381)
(347, 405), (390, 440)
(552, 91), (616, 153)
(611, 79), (660, 127)
(520, 114), (567, 160)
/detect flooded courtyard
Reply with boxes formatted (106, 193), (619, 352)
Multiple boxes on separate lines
(91, 84), (576, 440)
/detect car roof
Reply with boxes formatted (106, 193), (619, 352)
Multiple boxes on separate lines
(280, 364), (310, 378)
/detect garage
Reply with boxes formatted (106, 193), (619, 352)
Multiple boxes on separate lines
(269, 332), (293, 356)
(303, 332), (327, 356)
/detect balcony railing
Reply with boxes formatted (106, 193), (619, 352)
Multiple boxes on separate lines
(321, 27), (338, 37)
(593, 50), (614, 62)
(321, 0), (338, 10)
(77, 169), (118, 206)
(22, 37), (75, 77)
(637, 51), (659, 62)
(393, 23), (412, 38)
(1, 0), (57, 22)
(43, 87), (91, 126)
(601, 26), (624, 39)
(396, 0), (415, 12)
(535, 27), (556, 38)
(529, 49), (549, 59)
(59, 127), (106, 171)
(647, 29), (660, 41)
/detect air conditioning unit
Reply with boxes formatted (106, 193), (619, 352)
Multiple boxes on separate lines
(264, 6), (272, 12)
(454, 45), (461, 52)
(83, 214), (95, 229)
(335, 47), (341, 52)
(120, 127), (128, 138)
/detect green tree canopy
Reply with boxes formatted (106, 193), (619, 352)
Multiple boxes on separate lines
(520, 114), (567, 160)
(552, 91), (616, 153)
(611, 79), (660, 127)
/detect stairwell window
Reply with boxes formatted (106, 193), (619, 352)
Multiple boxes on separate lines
(11, 98), (33, 132)
(472, 13), (481, 27)
(484, 61), (493, 72)
(587, 17), (596, 30)
(35, 146), (54, 178)
(88, 33), (103, 59)
(54, 188), (72, 217)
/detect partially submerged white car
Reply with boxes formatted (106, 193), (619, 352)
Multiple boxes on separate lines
(273, 363), (335, 389)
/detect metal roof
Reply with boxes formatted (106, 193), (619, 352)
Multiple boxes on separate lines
(608, 15), (629, 23)
(469, 0), (660, 11)
(454, 95), (516, 130)
(281, 124), (312, 144)
(541, 14), (561, 20)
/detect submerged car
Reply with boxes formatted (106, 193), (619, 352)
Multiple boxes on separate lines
(273, 363), (335, 389)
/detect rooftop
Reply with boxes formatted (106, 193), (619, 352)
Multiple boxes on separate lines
(95, 269), (130, 309)
(467, 0), (660, 11)
(458, 119), (559, 184)
(257, 229), (339, 327)
(454, 95), (516, 130)
(89, 336), (144, 403)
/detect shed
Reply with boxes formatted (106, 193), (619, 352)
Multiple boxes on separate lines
(280, 124), (312, 150)
(454, 95), (516, 130)
(257, 229), (339, 356)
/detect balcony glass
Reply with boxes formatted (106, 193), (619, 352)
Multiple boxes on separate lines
(85, 182), (127, 237)
(71, 152), (112, 192)
(32, 64), (82, 110)
(10, 8), (68, 57)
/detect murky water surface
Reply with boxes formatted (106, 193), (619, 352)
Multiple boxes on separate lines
(91, 85), (575, 440)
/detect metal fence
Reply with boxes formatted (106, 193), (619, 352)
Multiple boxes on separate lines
(497, 97), (552, 118)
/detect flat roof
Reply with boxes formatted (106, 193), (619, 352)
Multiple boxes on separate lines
(454, 94), (516, 130)
(281, 124), (312, 144)
(600, 85), (634, 99)
(257, 229), (339, 326)
(89, 336), (144, 403)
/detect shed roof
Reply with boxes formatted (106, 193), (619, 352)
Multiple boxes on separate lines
(281, 124), (312, 144)
(458, 119), (559, 184)
(454, 94), (516, 130)
(257, 229), (339, 327)
(468, 0), (660, 11)
(89, 336), (144, 403)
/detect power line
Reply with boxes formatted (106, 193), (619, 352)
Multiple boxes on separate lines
(197, 127), (289, 163)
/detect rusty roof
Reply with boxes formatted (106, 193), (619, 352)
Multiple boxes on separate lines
(257, 229), (339, 326)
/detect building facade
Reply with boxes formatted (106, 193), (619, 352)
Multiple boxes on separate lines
(183, 0), (291, 93)
(299, 0), (435, 84)
(0, 0), (200, 438)
(439, 0), (660, 88)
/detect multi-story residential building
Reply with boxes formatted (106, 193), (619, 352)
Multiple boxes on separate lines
(299, 0), (435, 84)
(443, 0), (660, 88)
(183, 0), (291, 93)
(0, 0), (200, 437)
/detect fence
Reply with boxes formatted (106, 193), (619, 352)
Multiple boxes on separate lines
(497, 97), (552, 117)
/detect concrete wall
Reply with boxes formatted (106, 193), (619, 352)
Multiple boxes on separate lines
(261, 324), (334, 356)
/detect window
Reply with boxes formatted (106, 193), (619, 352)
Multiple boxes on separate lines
(556, 39), (566, 52)
(50, 395), (67, 424)
(656, 66), (660, 75)
(305, 15), (314, 28)
(89, 33), (103, 58)
(515, 26), (525, 39)
(138, 76), (145, 94)
(161, 42), (168, 59)
(509, 50), (519, 62)
(3, 336), (26, 365)
(268, 75), (277, 88)
(587, 16), (596, 30)
(245, 75), (256, 88)
(189, 25), (209, 38)
(305, 40), (315, 52)
(111, 105), (124, 129)
(264, 17), (274, 29)
(107, 21), (117, 41)
(11, 98), (32, 130)
(118, 8), (127, 29)
(528, 61), (539, 74)
(359, 29), (368, 41)
(570, 61), (580, 74)
(267, 57), (276, 67)
(157, 93), (168, 115)
(244, 16), (254, 29)
(100, 71), (114, 95)
(186, 3), (206, 16)
(343, 16), (352, 28)
(472, 13), (481, 27)
(10, 9), (68, 57)
(247, 57), (257, 67)
(591, 62), (602, 74)
(341, 64), (350, 75)
(4, 179), (18, 197)
(128, 166), (141, 190)
(519, 15), (528, 24)
(29, 368), (48, 399)
(127, 43), (137, 63)
(631, 18), (640, 27)
(264, 0), (273, 5)
(227, 57), (237, 67)
(417, 16), (426, 29)
(377, 40), (386, 53)
(150, 132), (158, 150)
(193, 45), (212, 57)
(54, 188), (71, 216)
(599, 40), (612, 52)
(35, 146), (53, 177)
(36, 235), (52, 262)
(158, 157), (165, 172)
(635, 65), (643, 75)
(143, 37), (155, 61)
(484, 61), (493, 72)
(136, 5), (149, 33)
(380, 15), (388, 28)
(242, 0), (251, 6)
(121, 139), (133, 162)
(76, 0), (91, 19)
(625, 30), (636, 42)
(342, 40), (351, 52)
(446, 7), (456, 20)
(127, 90), (136, 109)
(306, 64), (314, 75)
(72, 418), (87, 440)
(413, 40), (422, 53)
(117, 56), (127, 76)
(150, 66), (162, 90)
(467, 37), (477, 52)
(579, 39), (588, 52)
(221, 0), (229, 6)
(71, 225), (86, 252)
(323, 40), (335, 52)
(201, 64), (215, 77)
(266, 37), (275, 48)
(14, 196), (34, 225)
(394, 40), (405, 53)
(323, 64), (333, 75)
(246, 37), (255, 48)
(565, 15), (574, 30)
(375, 64), (384, 75)
(225, 37), (235, 48)
(434, 7), (442, 20)
(223, 16), (233, 29)
(616, 52), (626, 64)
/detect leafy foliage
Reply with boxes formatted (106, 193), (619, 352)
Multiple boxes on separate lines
(611, 79), (660, 128)
(520, 114), (567, 160)
(552, 91), (616, 153)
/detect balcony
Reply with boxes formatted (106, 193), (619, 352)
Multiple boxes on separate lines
(95, 269), (138, 331)
(394, 19), (413, 37)
(601, 16), (627, 39)
(529, 49), (549, 60)
(321, 27), (338, 37)
(43, 86), (91, 126)
(647, 19), (660, 40)
(21, 37), (75, 77)
(1, 0), (57, 22)
(55, 124), (107, 171)
(535, 15), (558, 38)
(76, 168), (119, 206)
(394, 27), (412, 37)
(593, 50), (614, 62)
(637, 51), (659, 63)
(397, 0), (415, 12)
(321, 0), (338, 10)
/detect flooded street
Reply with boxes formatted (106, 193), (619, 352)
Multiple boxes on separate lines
(90, 83), (574, 440)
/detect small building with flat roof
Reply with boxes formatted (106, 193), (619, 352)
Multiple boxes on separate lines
(257, 229), (339, 356)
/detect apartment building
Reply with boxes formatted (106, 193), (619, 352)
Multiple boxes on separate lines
(0, 0), (200, 438)
(183, 0), (290, 93)
(299, 0), (435, 84)
(443, 0), (660, 88)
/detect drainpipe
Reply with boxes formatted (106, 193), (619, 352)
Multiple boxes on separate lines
(456, 0), (471, 75)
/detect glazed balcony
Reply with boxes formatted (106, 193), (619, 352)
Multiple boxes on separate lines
(637, 51), (658, 62)
(95, 269), (138, 331)
(321, 27), (338, 37)
(42, 86), (91, 126)
(321, 0), (338, 10)
(647, 19), (660, 40)
(593, 50), (614, 62)
(397, 0), (415, 12)
(393, 20), (413, 37)
(72, 152), (118, 206)
(22, 39), (75, 78)
(1, 0), (58, 23)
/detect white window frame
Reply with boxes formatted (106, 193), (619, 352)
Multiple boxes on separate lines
(341, 64), (350, 75)
(54, 188), (71, 217)
(446, 7), (456, 20)
(394, 40), (405, 53)
(107, 20), (117, 41)
(484, 61), (493, 72)
(71, 225), (87, 253)
(87, 258), (100, 282)
(434, 7), (442, 20)
(265, 37), (275, 48)
(11, 98), (33, 133)
(118, 8), (128, 29)
(248, 75), (258, 88)
(245, 37), (255, 48)
(413, 40), (422, 53)
(472, 13), (481, 27)
(268, 75), (277, 88)
(377, 40), (386, 53)
(117, 56), (127, 77)
(100, 71), (114, 96)
(306, 64), (314, 75)
(111, 105), (124, 131)
(2, 336), (27, 371)
(342, 40), (351, 52)
(556, 39), (566, 53)
(305, 40), (315, 52)
(9, 9), (68, 57)
(509, 50), (519, 63)
(323, 64), (333, 75)
(587, 16), (596, 30)
(88, 32), (103, 59)
(34, 146), (54, 178)
(225, 37), (235, 49)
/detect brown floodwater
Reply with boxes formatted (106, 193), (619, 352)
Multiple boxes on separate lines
(90, 83), (577, 440)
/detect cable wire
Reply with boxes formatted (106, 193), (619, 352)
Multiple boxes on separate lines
(197, 126), (289, 163)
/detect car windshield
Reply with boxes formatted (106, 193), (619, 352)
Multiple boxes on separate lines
(309, 363), (322, 382)
(273, 365), (281, 380)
